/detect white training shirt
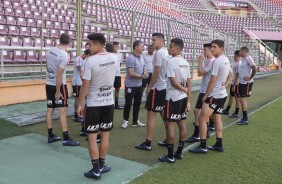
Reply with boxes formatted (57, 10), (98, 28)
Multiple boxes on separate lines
(152, 47), (169, 91)
(166, 55), (191, 102)
(200, 57), (216, 94)
(231, 60), (241, 85)
(112, 52), (123, 76)
(72, 55), (85, 86)
(82, 52), (115, 107)
(143, 53), (154, 73)
(46, 46), (69, 86)
(209, 55), (230, 99)
(238, 56), (256, 84)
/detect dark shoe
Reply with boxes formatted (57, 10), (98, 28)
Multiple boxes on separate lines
(222, 109), (229, 115)
(238, 118), (249, 125)
(207, 145), (224, 152)
(84, 169), (101, 179)
(174, 152), (183, 160)
(73, 117), (84, 123)
(208, 126), (215, 131)
(100, 165), (111, 174)
(62, 139), (80, 146)
(80, 132), (87, 137)
(185, 136), (200, 143)
(48, 135), (61, 143)
(189, 146), (208, 154)
(158, 139), (168, 147)
(135, 142), (152, 151)
(158, 155), (175, 163)
(229, 113), (239, 118)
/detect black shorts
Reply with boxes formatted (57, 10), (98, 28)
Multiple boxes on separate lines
(237, 83), (253, 97)
(142, 73), (152, 88)
(195, 93), (205, 109)
(164, 98), (187, 122)
(72, 85), (81, 97)
(146, 89), (166, 112)
(229, 84), (236, 97)
(114, 76), (121, 89)
(84, 105), (114, 133)
(46, 84), (69, 108)
(204, 96), (227, 114)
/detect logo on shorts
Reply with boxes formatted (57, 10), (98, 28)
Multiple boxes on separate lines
(56, 99), (63, 105)
(155, 106), (164, 111)
(170, 114), (181, 120)
(181, 113), (187, 118)
(47, 100), (52, 105)
(210, 104), (217, 110)
(87, 125), (99, 132)
(100, 122), (113, 130)
(73, 93), (77, 97)
(217, 108), (223, 114)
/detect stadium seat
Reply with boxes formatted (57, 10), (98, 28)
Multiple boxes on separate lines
(50, 14), (57, 22)
(4, 7), (14, 16)
(22, 37), (33, 47)
(34, 38), (42, 47)
(31, 27), (40, 37)
(15, 9), (24, 17)
(44, 39), (54, 47)
(17, 17), (26, 26)
(3, 0), (12, 8)
(10, 37), (21, 47)
(8, 26), (19, 35)
(36, 20), (43, 27)
(34, 12), (42, 20)
(27, 19), (36, 27)
(0, 36), (10, 46)
(25, 11), (33, 18)
(6, 16), (16, 25)
(50, 29), (59, 37)
(2, 50), (13, 62)
(26, 51), (38, 62)
(0, 15), (6, 24)
(20, 27), (30, 36)
(62, 23), (69, 30)
(13, 51), (26, 62)
(42, 29), (49, 37)
(45, 21), (53, 29)
(39, 50), (46, 62)
(0, 25), (8, 35)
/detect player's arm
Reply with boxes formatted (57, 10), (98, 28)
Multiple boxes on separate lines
(55, 67), (64, 101)
(78, 79), (89, 106)
(147, 65), (160, 92)
(225, 69), (233, 88)
(203, 75), (217, 101)
(244, 57), (257, 81)
(128, 68), (146, 79)
(186, 78), (192, 112)
(197, 53), (206, 76)
(170, 77), (187, 93)
(249, 65), (257, 80)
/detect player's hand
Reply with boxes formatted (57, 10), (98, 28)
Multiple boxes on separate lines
(55, 92), (63, 102)
(145, 87), (151, 96)
(199, 53), (205, 61)
(202, 95), (207, 103)
(142, 72), (149, 79)
(183, 87), (188, 94)
(77, 104), (83, 116)
(244, 77), (251, 81)
(186, 102), (191, 112)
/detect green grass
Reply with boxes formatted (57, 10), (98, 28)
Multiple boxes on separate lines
(0, 119), (30, 140)
(131, 97), (282, 184)
(20, 73), (282, 166)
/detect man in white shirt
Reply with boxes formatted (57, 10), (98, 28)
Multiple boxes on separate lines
(158, 38), (191, 163)
(236, 47), (257, 125)
(189, 39), (232, 154)
(72, 50), (90, 123)
(77, 33), (115, 180)
(112, 41), (124, 109)
(142, 45), (155, 94)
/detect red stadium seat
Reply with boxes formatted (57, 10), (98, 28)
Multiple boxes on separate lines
(39, 50), (47, 62)
(2, 50), (13, 62)
(45, 20), (53, 29)
(31, 27), (40, 37)
(42, 29), (49, 37)
(0, 36), (10, 46)
(22, 37), (33, 47)
(0, 15), (6, 24)
(26, 51), (38, 62)
(4, 8), (14, 16)
(34, 38), (42, 47)
(10, 37), (21, 47)
(13, 51), (26, 62)
(0, 25), (8, 35)
(24, 11), (33, 18)
(54, 22), (62, 29)
(27, 19), (36, 27)
(44, 39), (54, 47)
(34, 12), (42, 20)
(17, 17), (26, 26)
(8, 26), (19, 35)
(20, 27), (30, 36)
(50, 29), (59, 37)
(6, 16), (16, 25)
(15, 9), (24, 17)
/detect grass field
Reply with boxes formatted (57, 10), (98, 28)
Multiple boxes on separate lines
(131, 97), (282, 184)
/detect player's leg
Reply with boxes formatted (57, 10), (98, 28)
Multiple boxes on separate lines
(132, 86), (145, 127)
(122, 86), (135, 128)
(229, 85), (240, 118)
(175, 99), (187, 160)
(158, 110), (169, 146)
(114, 76), (123, 109)
(223, 85), (234, 115)
(158, 121), (175, 163)
(207, 113), (224, 152)
(238, 83), (250, 125)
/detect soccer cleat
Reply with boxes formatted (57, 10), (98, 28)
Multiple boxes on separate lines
(73, 117), (84, 123)
(207, 145), (224, 152)
(48, 135), (61, 143)
(84, 169), (101, 180)
(229, 113), (239, 118)
(158, 139), (168, 147)
(100, 165), (111, 174)
(174, 152), (183, 160)
(189, 146), (208, 154)
(62, 139), (80, 146)
(80, 132), (87, 137)
(185, 136), (200, 143)
(158, 155), (175, 163)
(135, 142), (152, 151)
(221, 109), (229, 115)
(121, 120), (128, 129)
(208, 126), (215, 131)
(237, 118), (249, 125)
(132, 120), (146, 127)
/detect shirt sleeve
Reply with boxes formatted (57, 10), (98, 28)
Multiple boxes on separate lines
(126, 55), (135, 68)
(247, 56), (256, 67)
(204, 58), (214, 73)
(154, 51), (163, 67)
(82, 59), (91, 80)
(211, 60), (220, 77)
(59, 54), (69, 69)
(166, 61), (175, 78)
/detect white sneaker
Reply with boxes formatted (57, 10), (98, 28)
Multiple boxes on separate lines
(121, 120), (128, 129)
(132, 120), (146, 127)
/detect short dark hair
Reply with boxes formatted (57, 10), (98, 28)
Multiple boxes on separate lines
(113, 41), (119, 46)
(203, 43), (212, 48)
(133, 40), (142, 50)
(105, 43), (113, 53)
(59, 33), (71, 45)
(240, 46), (249, 52)
(84, 49), (90, 55)
(148, 44), (153, 49)
(171, 38), (184, 51)
(152, 33), (164, 40)
(211, 39), (224, 48)
(87, 33), (106, 46)
(234, 50), (240, 56)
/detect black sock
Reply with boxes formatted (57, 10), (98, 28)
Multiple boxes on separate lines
(235, 108), (239, 114)
(80, 123), (85, 133)
(62, 131), (70, 141)
(193, 124), (199, 137)
(48, 128), (54, 138)
(176, 141), (185, 155)
(200, 139), (206, 149)
(209, 119), (214, 127)
(115, 98), (118, 106)
(225, 106), (231, 112)
(97, 134), (101, 140)
(216, 137), (222, 147)
(167, 144), (174, 159)
(243, 111), (248, 119)
(99, 158), (105, 168)
(145, 139), (151, 147)
(74, 112), (78, 118)
(91, 159), (100, 173)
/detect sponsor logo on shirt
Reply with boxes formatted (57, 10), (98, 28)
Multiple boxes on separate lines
(100, 85), (112, 92)
(99, 61), (115, 67)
